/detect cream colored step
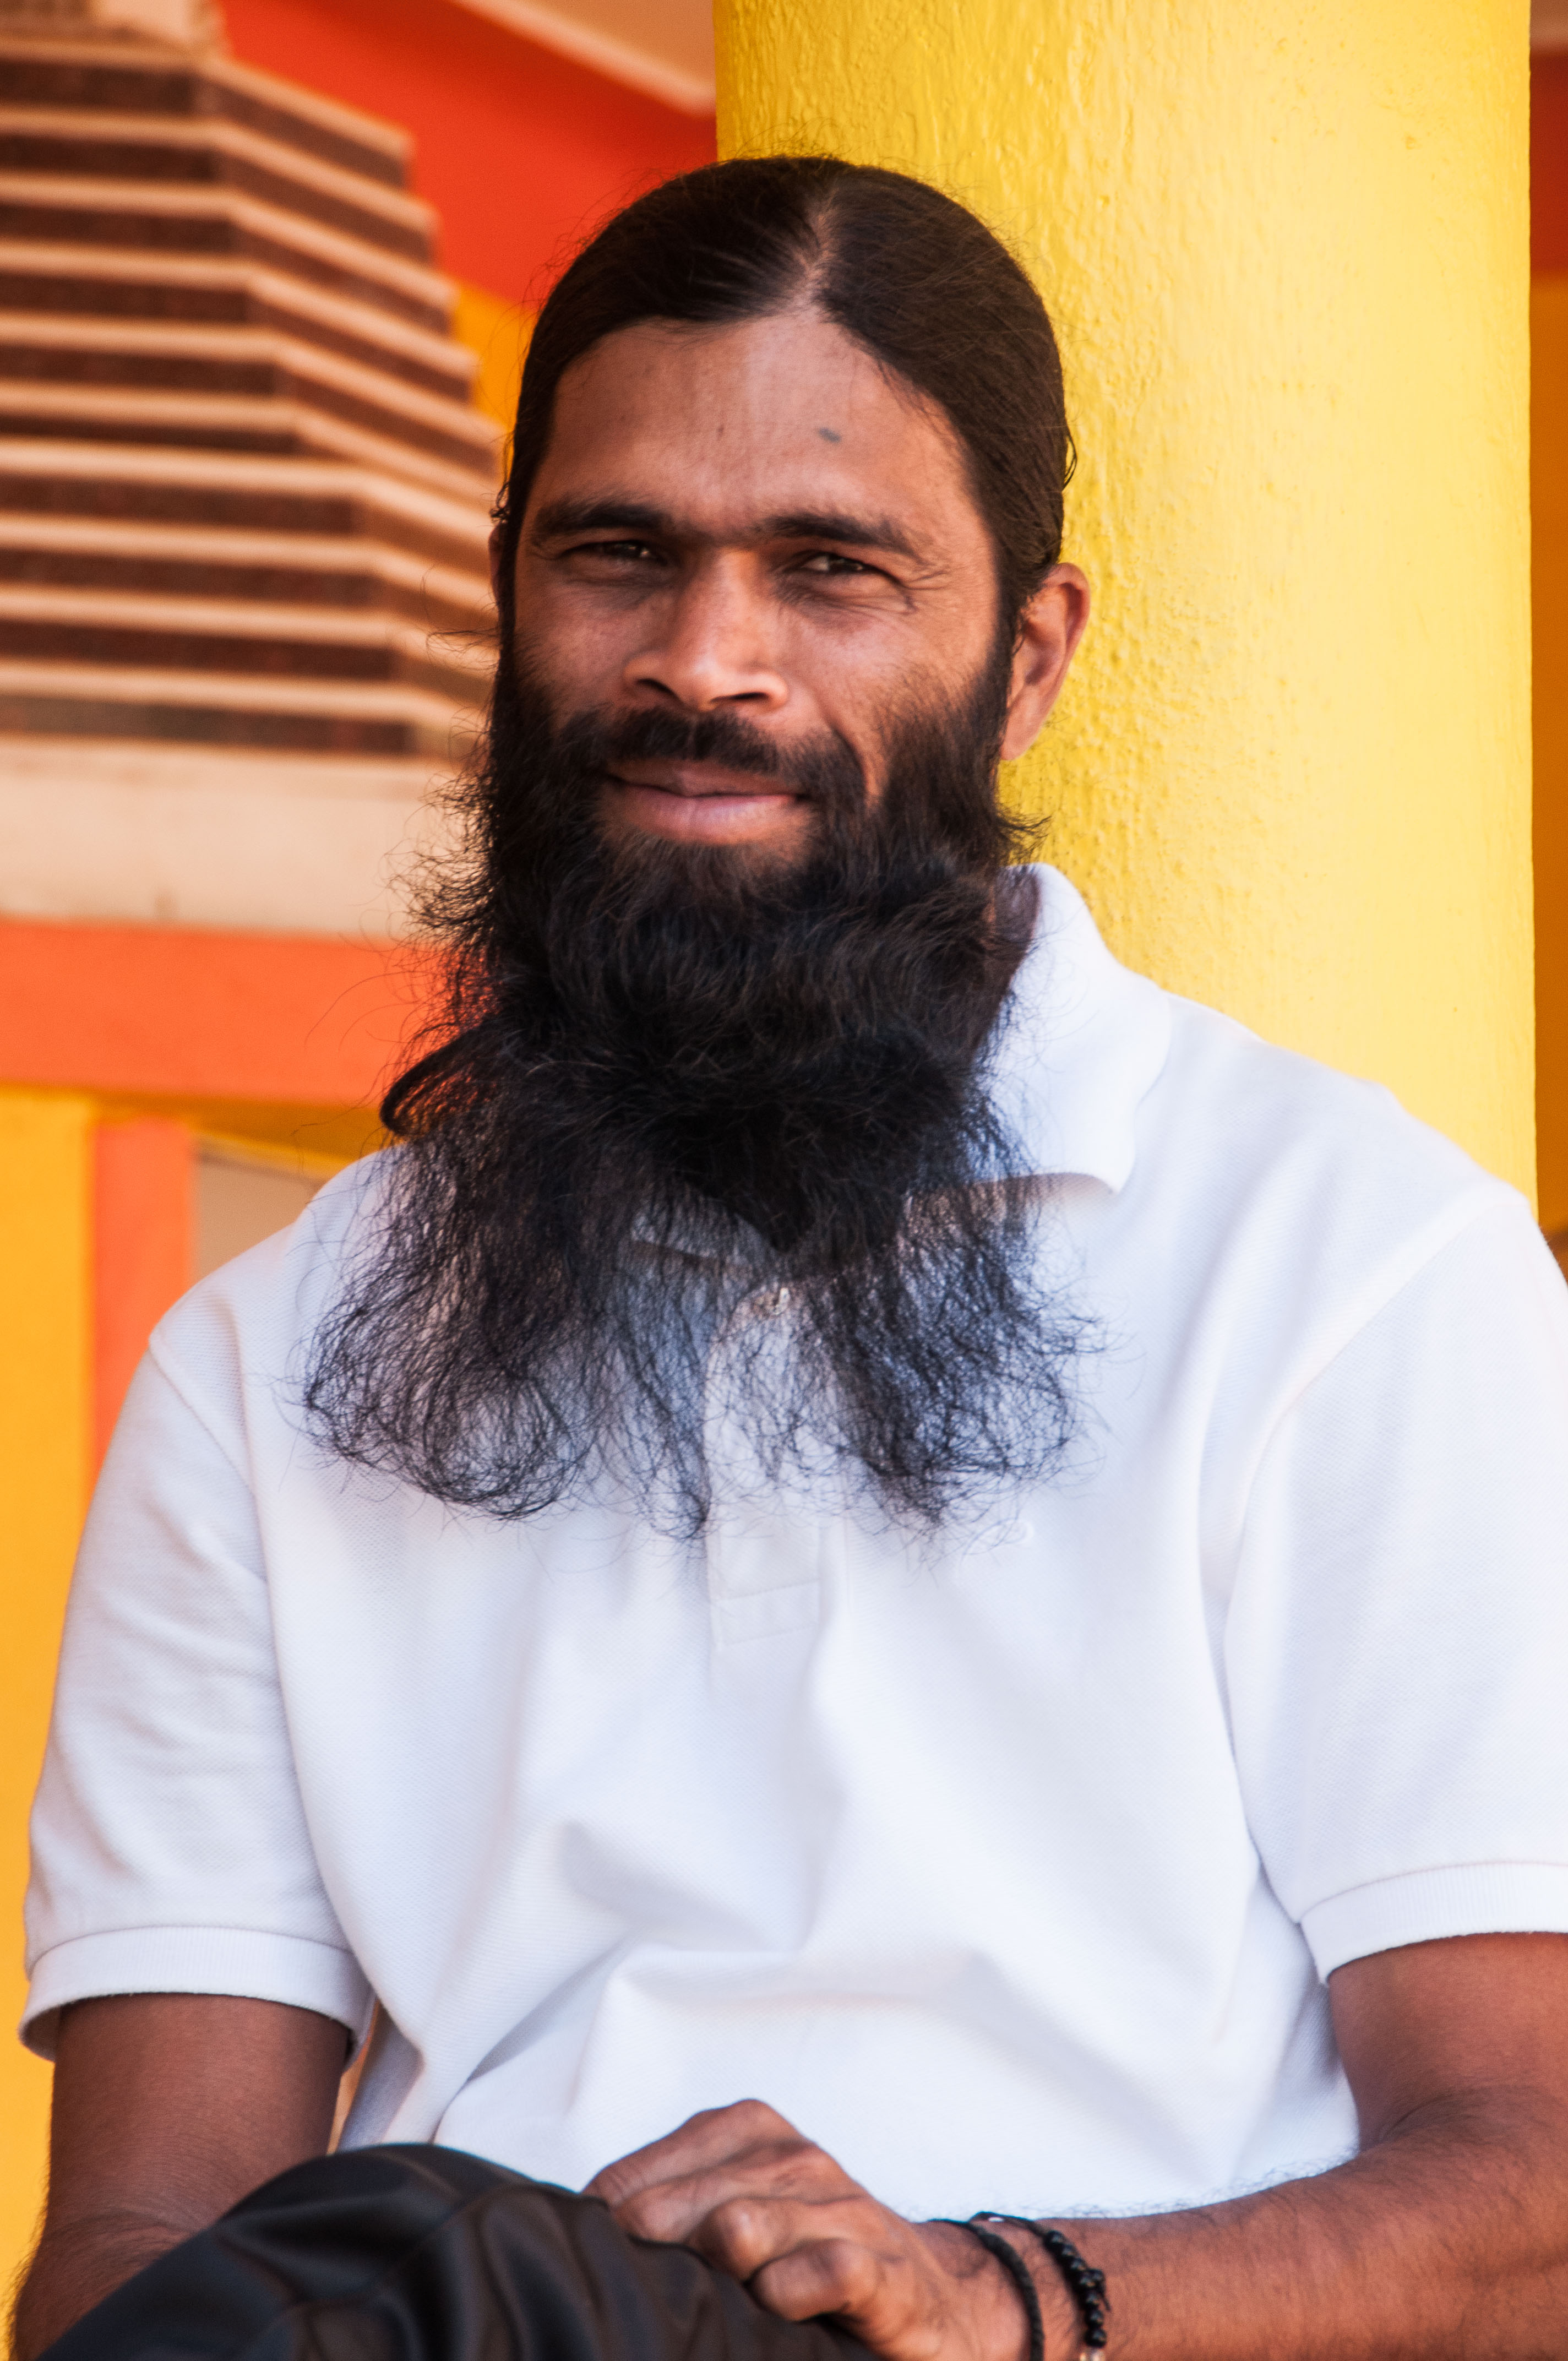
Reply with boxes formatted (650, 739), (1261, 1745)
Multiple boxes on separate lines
(0, 105), (435, 258)
(0, 313), (496, 467)
(0, 728), (444, 803)
(0, 436), (494, 570)
(0, 224), (474, 393)
(0, 655), (482, 755)
(1, 313), (491, 449)
(0, 652), (477, 713)
(0, 381), (497, 498)
(0, 575), (491, 648)
(0, 177), (456, 329)
(0, 732), (451, 936)
(0, 30), (413, 188)
(0, 512), (494, 624)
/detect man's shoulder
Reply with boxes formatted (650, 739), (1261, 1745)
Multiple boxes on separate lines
(1137, 989), (1527, 1320)
(1018, 871), (1509, 1239)
(1158, 989), (1486, 1177)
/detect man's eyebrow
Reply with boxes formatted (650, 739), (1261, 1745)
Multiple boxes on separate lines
(529, 498), (921, 561)
(757, 509), (921, 559)
(530, 497), (672, 541)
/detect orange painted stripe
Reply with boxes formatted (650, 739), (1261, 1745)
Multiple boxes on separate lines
(93, 1119), (194, 1466)
(0, 921), (442, 1107)
(1537, 53), (1568, 275)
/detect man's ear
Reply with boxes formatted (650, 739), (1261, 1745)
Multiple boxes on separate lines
(1000, 564), (1091, 761)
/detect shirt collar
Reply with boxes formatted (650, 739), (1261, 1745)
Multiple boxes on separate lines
(985, 864), (1172, 1190)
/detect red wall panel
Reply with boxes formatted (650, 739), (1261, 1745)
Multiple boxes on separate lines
(221, 0), (716, 304)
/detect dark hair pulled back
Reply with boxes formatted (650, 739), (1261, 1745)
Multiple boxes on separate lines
(493, 155), (1073, 635)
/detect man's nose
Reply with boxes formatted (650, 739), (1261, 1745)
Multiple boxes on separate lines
(623, 556), (788, 715)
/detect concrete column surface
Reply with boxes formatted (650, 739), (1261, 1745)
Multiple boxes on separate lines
(716, 0), (1533, 1192)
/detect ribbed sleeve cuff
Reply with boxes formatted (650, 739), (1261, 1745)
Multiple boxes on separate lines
(1302, 1864), (1568, 1979)
(20, 1927), (375, 2059)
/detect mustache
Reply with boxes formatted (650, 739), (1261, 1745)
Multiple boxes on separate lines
(558, 699), (868, 807)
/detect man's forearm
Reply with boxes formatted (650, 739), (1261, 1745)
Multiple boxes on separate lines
(10, 2208), (195, 2360)
(1033, 2088), (1568, 2359)
(12, 1994), (347, 2361)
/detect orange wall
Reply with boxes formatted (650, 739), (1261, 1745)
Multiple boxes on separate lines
(1, 915), (442, 1460)
(0, 919), (434, 1113)
(1535, 56), (1568, 1231)
(222, 0), (716, 306)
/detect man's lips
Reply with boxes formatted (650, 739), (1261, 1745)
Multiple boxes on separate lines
(601, 758), (810, 846)
(605, 759), (801, 803)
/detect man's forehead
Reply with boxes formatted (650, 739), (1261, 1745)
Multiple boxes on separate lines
(557, 306), (896, 421)
(526, 312), (979, 552)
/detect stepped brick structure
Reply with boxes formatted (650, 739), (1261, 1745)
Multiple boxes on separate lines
(0, 1), (499, 933)
(0, 1), (716, 2278)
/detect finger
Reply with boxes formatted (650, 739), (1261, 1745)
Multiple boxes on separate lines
(682, 2194), (832, 2280)
(750, 2238), (891, 2327)
(609, 2153), (845, 2238)
(586, 2101), (798, 2206)
(597, 2135), (856, 2246)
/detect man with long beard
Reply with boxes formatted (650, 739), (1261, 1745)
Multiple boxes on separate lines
(15, 157), (1568, 2360)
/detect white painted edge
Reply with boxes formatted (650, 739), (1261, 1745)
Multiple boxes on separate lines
(0, 656), (475, 717)
(448, 0), (715, 116)
(0, 766), (436, 935)
(0, 732), (447, 800)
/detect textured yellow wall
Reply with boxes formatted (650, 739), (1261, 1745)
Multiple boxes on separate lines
(717, 0), (1534, 1192)
(1534, 275), (1568, 1233)
(0, 1092), (93, 2284)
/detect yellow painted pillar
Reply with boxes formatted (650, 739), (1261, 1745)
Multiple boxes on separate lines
(716, 0), (1533, 1190)
(0, 1092), (94, 2282)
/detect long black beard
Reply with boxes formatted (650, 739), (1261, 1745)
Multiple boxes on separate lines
(303, 654), (1093, 1534)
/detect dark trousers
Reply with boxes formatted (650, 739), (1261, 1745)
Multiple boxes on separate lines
(43, 2146), (872, 2361)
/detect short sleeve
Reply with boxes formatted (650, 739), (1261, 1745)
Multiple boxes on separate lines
(21, 1346), (372, 2058)
(1226, 1193), (1568, 1978)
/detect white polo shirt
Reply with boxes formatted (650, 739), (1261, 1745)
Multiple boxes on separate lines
(24, 866), (1568, 2221)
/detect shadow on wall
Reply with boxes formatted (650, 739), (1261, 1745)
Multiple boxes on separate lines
(198, 1138), (325, 1278)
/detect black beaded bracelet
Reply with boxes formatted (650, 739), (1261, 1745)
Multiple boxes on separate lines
(937, 2220), (1043, 2361)
(971, 2216), (1110, 2357)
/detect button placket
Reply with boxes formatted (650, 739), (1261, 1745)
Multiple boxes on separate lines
(702, 1284), (827, 1647)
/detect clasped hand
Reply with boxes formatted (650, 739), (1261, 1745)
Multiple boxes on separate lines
(586, 2099), (1058, 2361)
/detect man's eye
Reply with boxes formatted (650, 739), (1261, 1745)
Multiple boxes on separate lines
(573, 540), (661, 563)
(795, 551), (874, 577)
